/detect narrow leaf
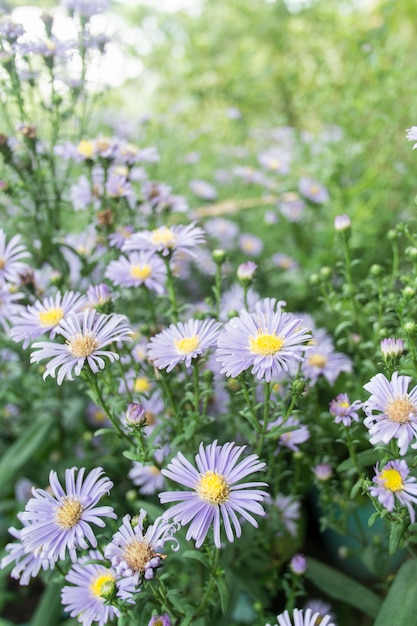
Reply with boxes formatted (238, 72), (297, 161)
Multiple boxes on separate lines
(374, 558), (417, 626)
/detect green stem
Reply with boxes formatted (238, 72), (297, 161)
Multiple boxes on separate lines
(257, 381), (271, 455)
(164, 257), (179, 323)
(84, 370), (132, 445)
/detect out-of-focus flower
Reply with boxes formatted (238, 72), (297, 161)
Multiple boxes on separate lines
(369, 459), (417, 522)
(189, 179), (218, 201)
(298, 177), (329, 204)
(106, 251), (167, 293)
(267, 607), (335, 626)
(159, 440), (267, 548)
(406, 126), (417, 149)
(302, 328), (352, 385)
(238, 233), (263, 256)
(334, 214), (351, 231)
(123, 223), (205, 259)
(290, 553), (307, 575)
(0, 230), (30, 285)
(329, 393), (362, 427)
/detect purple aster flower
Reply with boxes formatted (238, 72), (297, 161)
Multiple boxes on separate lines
(380, 338), (404, 359)
(61, 550), (125, 626)
(61, 0), (110, 17)
(290, 553), (307, 575)
(123, 222), (205, 259)
(312, 463), (333, 482)
(159, 440), (268, 549)
(271, 416), (310, 451)
(268, 608), (335, 626)
(406, 126), (417, 149)
(108, 226), (134, 249)
(303, 600), (335, 625)
(219, 284), (260, 320)
(205, 217), (239, 249)
(334, 214), (351, 231)
(298, 177), (329, 204)
(301, 328), (352, 385)
(70, 175), (93, 211)
(148, 614), (172, 626)
(363, 372), (417, 455)
(189, 179), (218, 201)
(238, 233), (263, 257)
(122, 391), (165, 436)
(86, 284), (112, 308)
(278, 193), (305, 223)
(268, 493), (301, 537)
(272, 253), (299, 271)
(258, 148), (291, 174)
(30, 309), (132, 385)
(0, 229), (30, 284)
(128, 446), (169, 495)
(10, 290), (87, 348)
(329, 393), (362, 426)
(369, 460), (417, 523)
(105, 251), (166, 294)
(0, 514), (56, 585)
(147, 318), (222, 372)
(237, 261), (257, 282)
(20, 467), (116, 562)
(104, 510), (179, 587)
(216, 309), (311, 382)
(0, 284), (23, 332)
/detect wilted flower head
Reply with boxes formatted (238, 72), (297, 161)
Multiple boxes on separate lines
(159, 440), (268, 548)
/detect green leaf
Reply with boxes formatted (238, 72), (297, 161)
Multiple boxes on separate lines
(31, 583), (63, 626)
(374, 558), (417, 626)
(305, 557), (382, 617)
(122, 450), (140, 461)
(389, 519), (407, 555)
(182, 550), (209, 568)
(214, 576), (230, 614)
(337, 448), (380, 472)
(0, 414), (55, 493)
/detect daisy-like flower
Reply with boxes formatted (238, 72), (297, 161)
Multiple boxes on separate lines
(0, 284), (23, 332)
(128, 446), (169, 495)
(148, 614), (172, 626)
(301, 328), (352, 386)
(271, 416), (310, 452)
(363, 371), (417, 455)
(61, 550), (127, 626)
(267, 607), (335, 626)
(20, 467), (116, 562)
(30, 309), (132, 385)
(216, 308), (311, 382)
(0, 514), (56, 585)
(406, 125), (417, 149)
(147, 318), (222, 372)
(298, 177), (329, 204)
(104, 510), (179, 587)
(122, 222), (205, 259)
(10, 290), (87, 348)
(0, 229), (30, 284)
(159, 440), (268, 549)
(105, 251), (167, 294)
(329, 393), (362, 427)
(369, 460), (417, 523)
(268, 493), (301, 537)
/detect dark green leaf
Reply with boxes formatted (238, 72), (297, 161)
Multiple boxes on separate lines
(374, 558), (417, 626)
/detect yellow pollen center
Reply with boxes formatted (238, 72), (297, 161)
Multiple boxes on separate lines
(150, 227), (176, 247)
(145, 411), (155, 425)
(308, 353), (328, 368)
(134, 377), (151, 393)
(339, 401), (350, 409)
(55, 497), (84, 529)
(149, 466), (160, 475)
(386, 396), (415, 424)
(269, 158), (280, 169)
(67, 332), (99, 358)
(38, 307), (64, 327)
(124, 538), (155, 572)
(380, 468), (404, 492)
(249, 332), (284, 356)
(174, 335), (200, 354)
(0, 258), (5, 270)
(77, 140), (95, 158)
(130, 264), (152, 280)
(90, 572), (115, 598)
(196, 470), (230, 504)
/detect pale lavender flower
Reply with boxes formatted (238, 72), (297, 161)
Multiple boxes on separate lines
(301, 328), (352, 385)
(108, 225), (134, 249)
(298, 177), (329, 204)
(0, 284), (23, 332)
(148, 614), (172, 626)
(61, 0), (110, 16)
(217, 309), (311, 382)
(123, 222), (205, 259)
(128, 446), (169, 495)
(290, 554), (307, 575)
(268, 608), (335, 626)
(334, 214), (351, 231)
(104, 511), (179, 587)
(312, 463), (333, 482)
(272, 253), (299, 271)
(219, 285), (259, 320)
(86, 284), (111, 308)
(61, 550), (122, 626)
(329, 393), (362, 427)
(406, 126), (417, 149)
(272, 416), (310, 452)
(30, 309), (132, 385)
(204, 217), (238, 248)
(0, 514), (56, 585)
(363, 372), (417, 455)
(123, 391), (165, 436)
(369, 460), (417, 523)
(105, 251), (166, 294)
(258, 148), (291, 174)
(0, 229), (30, 284)
(20, 467), (116, 562)
(70, 175), (93, 211)
(238, 233), (263, 256)
(303, 600), (335, 625)
(189, 179), (218, 201)
(269, 493), (301, 537)
(147, 318), (222, 372)
(278, 193), (305, 222)
(237, 261), (257, 282)
(159, 440), (268, 549)
(380, 338), (404, 358)
(10, 290), (87, 348)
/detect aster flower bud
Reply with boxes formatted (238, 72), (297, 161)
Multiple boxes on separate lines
(125, 403), (146, 425)
(212, 248), (227, 265)
(404, 321), (417, 336)
(237, 261), (257, 286)
(289, 553), (307, 575)
(334, 214), (351, 231)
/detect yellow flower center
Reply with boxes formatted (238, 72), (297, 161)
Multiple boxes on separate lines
(150, 226), (176, 247)
(196, 470), (230, 504)
(0, 257), (5, 270)
(90, 572), (115, 599)
(149, 466), (160, 475)
(67, 332), (99, 358)
(38, 307), (64, 327)
(77, 140), (95, 159)
(339, 401), (350, 409)
(130, 264), (152, 280)
(55, 497), (84, 529)
(308, 353), (328, 368)
(145, 411), (155, 425)
(249, 332), (284, 356)
(124, 538), (155, 572)
(268, 158), (280, 170)
(174, 335), (200, 354)
(93, 409), (106, 423)
(385, 396), (415, 424)
(380, 468), (404, 492)
(134, 377), (151, 393)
